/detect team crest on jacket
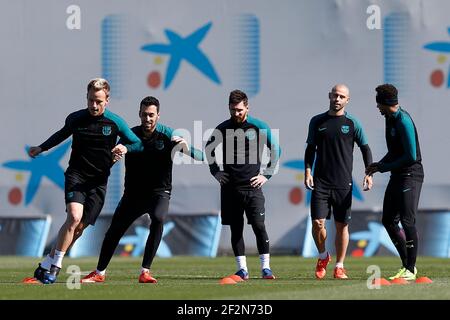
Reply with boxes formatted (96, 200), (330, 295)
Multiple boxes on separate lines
(102, 126), (112, 136)
(155, 140), (164, 150)
(390, 128), (396, 136)
(245, 129), (257, 141)
(341, 125), (349, 134)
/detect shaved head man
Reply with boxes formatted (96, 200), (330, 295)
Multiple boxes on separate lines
(304, 84), (373, 280)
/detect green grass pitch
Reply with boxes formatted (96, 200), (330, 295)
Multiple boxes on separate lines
(0, 256), (449, 300)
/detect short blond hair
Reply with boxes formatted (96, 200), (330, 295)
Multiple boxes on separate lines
(87, 78), (110, 97)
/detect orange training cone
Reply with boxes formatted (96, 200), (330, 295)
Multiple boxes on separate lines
(372, 278), (391, 286)
(415, 277), (433, 284)
(219, 277), (237, 285)
(22, 277), (41, 284)
(228, 275), (244, 282)
(390, 278), (409, 285)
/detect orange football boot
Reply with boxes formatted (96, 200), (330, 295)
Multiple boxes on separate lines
(315, 253), (331, 279)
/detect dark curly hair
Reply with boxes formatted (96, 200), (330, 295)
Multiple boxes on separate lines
(376, 84), (398, 106)
(140, 96), (160, 112)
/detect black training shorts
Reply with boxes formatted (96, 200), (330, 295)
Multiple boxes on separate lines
(220, 185), (266, 225)
(64, 170), (107, 225)
(310, 186), (352, 224)
(114, 191), (171, 223)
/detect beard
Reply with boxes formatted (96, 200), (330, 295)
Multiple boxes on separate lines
(330, 103), (344, 112)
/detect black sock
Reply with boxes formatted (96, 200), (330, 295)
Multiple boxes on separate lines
(97, 228), (125, 271)
(251, 221), (269, 254)
(142, 221), (163, 269)
(403, 226), (418, 273)
(97, 220), (133, 271)
(230, 222), (245, 256)
(384, 224), (407, 267)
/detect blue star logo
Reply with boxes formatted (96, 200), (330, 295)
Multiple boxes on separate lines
(141, 22), (221, 89)
(2, 142), (70, 205)
(350, 222), (398, 256)
(283, 159), (364, 205)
